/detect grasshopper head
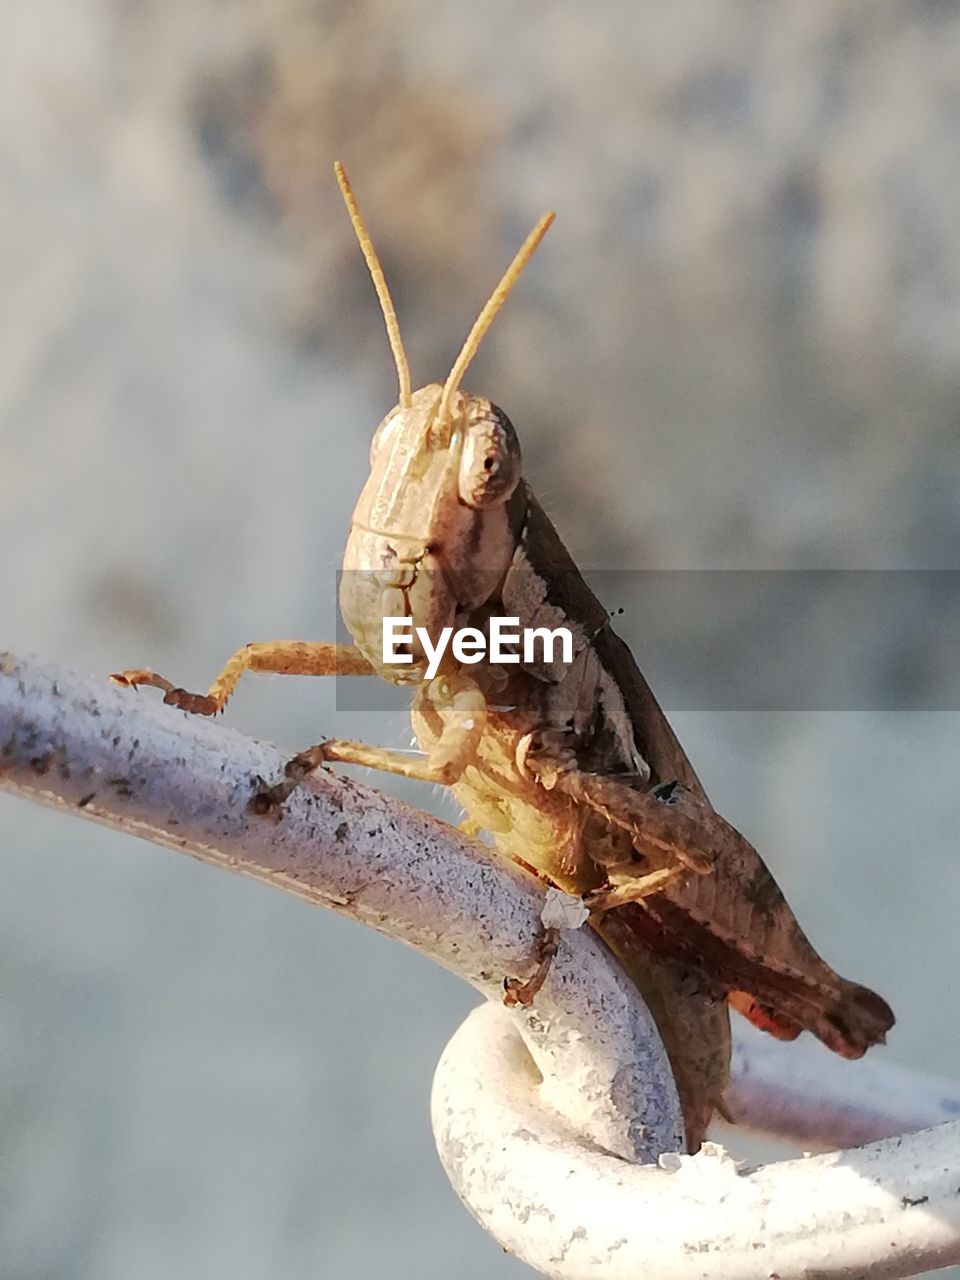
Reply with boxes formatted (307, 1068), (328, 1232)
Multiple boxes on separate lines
(333, 163), (551, 681)
(341, 382), (525, 678)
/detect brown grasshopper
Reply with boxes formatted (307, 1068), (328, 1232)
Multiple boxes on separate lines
(113, 163), (894, 1151)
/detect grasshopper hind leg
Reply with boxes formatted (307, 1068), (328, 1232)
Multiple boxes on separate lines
(520, 739), (722, 880)
(502, 926), (560, 1007)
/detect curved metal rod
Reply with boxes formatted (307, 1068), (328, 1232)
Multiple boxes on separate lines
(0, 651), (682, 1160)
(434, 1004), (960, 1280)
(1, 651), (958, 1277)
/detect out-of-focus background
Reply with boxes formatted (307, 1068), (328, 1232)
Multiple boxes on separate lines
(2, 3), (959, 1277)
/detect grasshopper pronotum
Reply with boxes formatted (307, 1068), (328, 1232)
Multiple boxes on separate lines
(114, 164), (893, 1150)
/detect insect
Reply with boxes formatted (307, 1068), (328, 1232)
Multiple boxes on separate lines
(113, 163), (894, 1151)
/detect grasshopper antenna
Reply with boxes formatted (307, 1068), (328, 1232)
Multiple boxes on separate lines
(439, 210), (555, 425)
(334, 161), (413, 409)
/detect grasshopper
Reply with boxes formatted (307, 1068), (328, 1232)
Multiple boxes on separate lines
(113, 163), (894, 1151)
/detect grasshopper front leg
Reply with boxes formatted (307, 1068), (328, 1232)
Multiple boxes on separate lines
(113, 643), (486, 805)
(252, 674), (487, 811)
(112, 641), (374, 715)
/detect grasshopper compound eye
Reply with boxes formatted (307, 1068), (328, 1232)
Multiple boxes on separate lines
(458, 401), (522, 508)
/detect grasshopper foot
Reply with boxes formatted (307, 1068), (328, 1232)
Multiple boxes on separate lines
(162, 687), (219, 716)
(110, 669), (220, 716)
(503, 926), (560, 1007)
(248, 744), (331, 817)
(247, 774), (281, 818)
(110, 668), (174, 695)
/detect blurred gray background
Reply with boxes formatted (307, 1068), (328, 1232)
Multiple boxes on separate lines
(2, 2), (959, 1277)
